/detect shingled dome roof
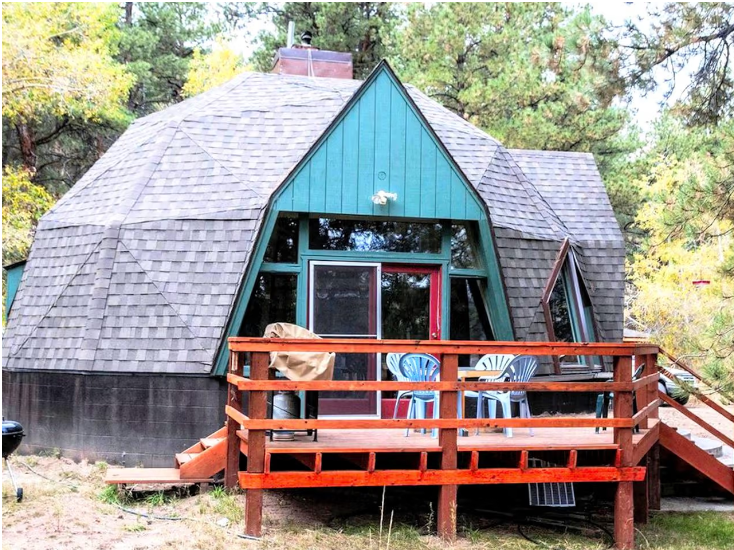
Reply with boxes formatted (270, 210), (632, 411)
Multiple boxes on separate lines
(3, 64), (624, 375)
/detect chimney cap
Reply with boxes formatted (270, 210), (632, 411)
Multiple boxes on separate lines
(300, 31), (313, 46)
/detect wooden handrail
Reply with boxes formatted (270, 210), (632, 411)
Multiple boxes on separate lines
(238, 417), (634, 430)
(659, 349), (734, 423)
(225, 405), (250, 426)
(632, 400), (661, 427)
(227, 379), (636, 392)
(632, 373), (660, 391)
(227, 373), (249, 387)
(228, 337), (658, 356)
(658, 391), (734, 450)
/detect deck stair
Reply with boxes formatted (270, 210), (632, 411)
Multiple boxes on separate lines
(174, 426), (227, 480)
(105, 426), (227, 485)
(660, 423), (734, 494)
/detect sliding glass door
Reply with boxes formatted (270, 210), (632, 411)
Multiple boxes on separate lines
(309, 261), (440, 417)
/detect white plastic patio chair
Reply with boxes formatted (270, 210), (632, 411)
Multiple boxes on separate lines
(477, 355), (538, 438)
(462, 353), (516, 404)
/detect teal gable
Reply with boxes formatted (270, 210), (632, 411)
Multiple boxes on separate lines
(273, 67), (486, 221)
(3, 260), (25, 322)
(213, 63), (512, 375)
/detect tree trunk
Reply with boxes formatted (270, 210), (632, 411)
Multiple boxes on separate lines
(15, 123), (37, 173)
(125, 2), (133, 25)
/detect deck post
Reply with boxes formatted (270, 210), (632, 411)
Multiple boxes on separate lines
(613, 355), (635, 550)
(437, 353), (458, 541)
(644, 353), (659, 423)
(648, 444), (661, 511)
(225, 350), (243, 489)
(244, 351), (269, 538)
(635, 353), (650, 430)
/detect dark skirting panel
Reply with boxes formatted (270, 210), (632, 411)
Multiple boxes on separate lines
(1, 370), (228, 467)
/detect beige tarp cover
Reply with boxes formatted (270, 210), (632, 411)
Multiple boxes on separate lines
(263, 323), (335, 381)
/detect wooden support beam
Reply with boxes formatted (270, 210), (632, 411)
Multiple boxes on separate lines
(469, 451), (479, 472)
(244, 351), (269, 539)
(567, 450), (578, 469)
(438, 353), (458, 542)
(613, 355), (635, 550)
(636, 355), (651, 430)
(238, 466), (647, 489)
(519, 450), (529, 470)
(419, 452), (428, 473)
(225, 351), (244, 489)
(648, 444), (661, 511)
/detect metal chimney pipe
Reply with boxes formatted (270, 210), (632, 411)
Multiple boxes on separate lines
(287, 21), (295, 48)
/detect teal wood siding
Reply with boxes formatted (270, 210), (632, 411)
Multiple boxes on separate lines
(273, 70), (485, 221)
(213, 63), (513, 375)
(4, 261), (25, 321)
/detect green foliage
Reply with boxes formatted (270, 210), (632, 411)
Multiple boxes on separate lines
(619, 3), (734, 126)
(209, 486), (242, 524)
(250, 2), (399, 78)
(145, 490), (169, 507)
(392, 4), (631, 158)
(183, 39), (248, 97)
(628, 115), (734, 390)
(98, 484), (125, 505)
(2, 166), (54, 265)
(1, 2), (133, 125)
(118, 2), (224, 115)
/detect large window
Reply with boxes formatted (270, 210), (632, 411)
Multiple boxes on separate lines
(309, 218), (442, 253)
(451, 278), (494, 366)
(240, 273), (297, 337)
(264, 215), (299, 263)
(450, 223), (480, 269)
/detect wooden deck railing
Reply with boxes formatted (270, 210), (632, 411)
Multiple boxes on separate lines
(224, 339), (660, 548)
(657, 348), (734, 452)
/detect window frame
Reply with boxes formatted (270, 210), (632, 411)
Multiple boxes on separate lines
(541, 238), (598, 372)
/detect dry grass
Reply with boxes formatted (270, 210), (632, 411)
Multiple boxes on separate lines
(2, 455), (733, 549)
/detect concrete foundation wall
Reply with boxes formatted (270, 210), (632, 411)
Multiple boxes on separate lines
(2, 370), (227, 467)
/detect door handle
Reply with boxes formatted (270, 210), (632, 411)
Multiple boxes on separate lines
(431, 332), (438, 339)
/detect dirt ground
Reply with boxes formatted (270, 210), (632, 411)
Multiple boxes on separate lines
(2, 402), (732, 550)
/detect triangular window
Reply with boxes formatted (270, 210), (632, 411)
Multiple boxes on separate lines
(542, 239), (597, 371)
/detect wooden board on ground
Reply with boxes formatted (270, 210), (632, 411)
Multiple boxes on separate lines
(105, 468), (212, 485)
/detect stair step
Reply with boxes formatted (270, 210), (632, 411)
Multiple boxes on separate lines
(676, 428), (692, 440)
(200, 437), (225, 449)
(691, 437), (724, 458)
(175, 453), (198, 466)
(718, 455), (734, 468)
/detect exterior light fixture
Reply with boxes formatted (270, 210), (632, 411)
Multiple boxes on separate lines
(371, 190), (397, 206)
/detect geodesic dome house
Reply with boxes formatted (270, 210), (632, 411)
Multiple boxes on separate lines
(2, 58), (624, 466)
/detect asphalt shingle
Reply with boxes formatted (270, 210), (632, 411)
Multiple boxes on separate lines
(3, 68), (624, 375)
